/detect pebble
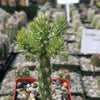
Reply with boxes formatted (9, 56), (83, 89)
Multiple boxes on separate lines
(80, 57), (100, 71)
(63, 82), (68, 88)
(51, 55), (79, 65)
(16, 80), (70, 100)
(67, 43), (80, 54)
(82, 76), (100, 97)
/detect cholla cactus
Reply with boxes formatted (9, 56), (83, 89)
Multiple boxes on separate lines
(95, 20), (100, 29)
(15, 67), (30, 78)
(0, 33), (9, 63)
(91, 55), (100, 67)
(91, 14), (100, 27)
(87, 10), (95, 22)
(72, 20), (82, 31)
(15, 15), (67, 100)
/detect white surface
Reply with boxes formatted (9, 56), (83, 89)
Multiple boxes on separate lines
(81, 29), (100, 54)
(57, 0), (80, 4)
(66, 4), (70, 24)
(26, 0), (29, 6)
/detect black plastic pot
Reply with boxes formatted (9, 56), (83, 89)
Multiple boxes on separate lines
(52, 64), (80, 73)
(0, 52), (19, 83)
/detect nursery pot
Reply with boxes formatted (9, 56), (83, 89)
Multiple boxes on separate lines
(13, 78), (72, 100)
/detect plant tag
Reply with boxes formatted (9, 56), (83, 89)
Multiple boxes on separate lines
(81, 29), (100, 54)
(57, 0), (80, 24)
(26, 0), (29, 6)
(57, 0), (80, 4)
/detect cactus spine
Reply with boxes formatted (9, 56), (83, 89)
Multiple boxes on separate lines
(0, 33), (9, 63)
(15, 16), (67, 100)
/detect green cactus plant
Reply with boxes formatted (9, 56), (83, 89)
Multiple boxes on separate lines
(15, 15), (67, 100)
(72, 20), (82, 31)
(96, 1), (100, 7)
(87, 10), (95, 22)
(91, 55), (100, 67)
(77, 37), (81, 49)
(44, 1), (51, 8)
(77, 26), (84, 49)
(5, 23), (18, 43)
(71, 10), (78, 17)
(58, 73), (63, 78)
(52, 11), (66, 20)
(38, 2), (52, 15)
(70, 6), (77, 12)
(95, 20), (100, 29)
(15, 67), (30, 78)
(59, 52), (69, 61)
(72, 14), (80, 20)
(65, 74), (70, 80)
(8, 95), (13, 100)
(79, 4), (87, 11)
(18, 11), (27, 29)
(0, 33), (9, 63)
(91, 14), (100, 27)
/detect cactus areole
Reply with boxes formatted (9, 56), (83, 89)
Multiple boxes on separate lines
(15, 16), (67, 100)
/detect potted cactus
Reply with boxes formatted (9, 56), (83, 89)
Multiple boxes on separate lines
(15, 67), (30, 78)
(87, 10), (95, 22)
(72, 19), (82, 31)
(15, 15), (68, 100)
(95, 20), (100, 29)
(91, 55), (100, 67)
(72, 14), (80, 21)
(91, 55), (100, 77)
(0, 33), (9, 64)
(91, 14), (100, 27)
